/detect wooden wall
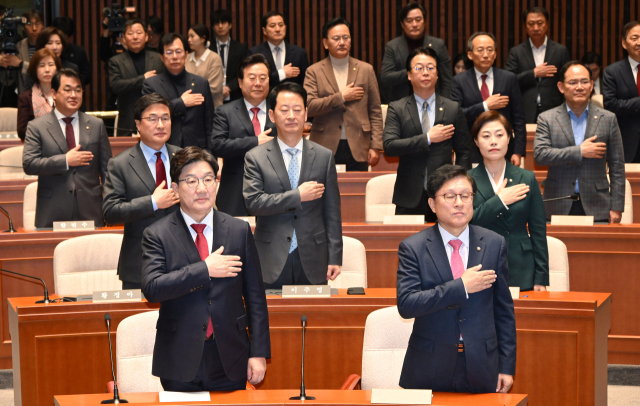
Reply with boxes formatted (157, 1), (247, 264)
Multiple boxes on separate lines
(57, 0), (637, 111)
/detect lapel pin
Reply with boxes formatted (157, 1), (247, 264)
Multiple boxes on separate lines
(477, 247), (481, 251)
(439, 107), (443, 111)
(509, 178), (512, 182)
(353, 67), (356, 70)
(594, 115), (598, 119)
(191, 83), (195, 86)
(86, 126), (89, 130)
(429, 43), (432, 46)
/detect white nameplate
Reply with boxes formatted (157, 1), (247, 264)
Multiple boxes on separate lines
(371, 389), (432, 405)
(335, 164), (346, 173)
(625, 164), (640, 172)
(550, 215), (594, 226)
(159, 391), (210, 402)
(509, 287), (520, 300)
(0, 133), (18, 139)
(526, 123), (538, 133)
(383, 215), (425, 225)
(282, 285), (331, 298)
(236, 216), (256, 226)
(53, 220), (96, 231)
(92, 289), (142, 303)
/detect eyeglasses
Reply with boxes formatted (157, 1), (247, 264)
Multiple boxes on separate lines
(330, 35), (351, 42)
(473, 47), (495, 55)
(164, 49), (184, 56)
(436, 193), (474, 204)
(179, 175), (216, 188)
(565, 79), (591, 87)
(141, 115), (171, 125)
(412, 64), (436, 73)
(26, 21), (43, 27)
(60, 87), (83, 95)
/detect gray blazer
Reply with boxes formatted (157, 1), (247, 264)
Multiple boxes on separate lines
(243, 137), (343, 284)
(22, 111), (112, 228)
(533, 103), (625, 221)
(380, 35), (453, 102)
(108, 50), (164, 136)
(102, 142), (181, 284)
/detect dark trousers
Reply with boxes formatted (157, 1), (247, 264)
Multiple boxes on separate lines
(448, 351), (474, 392)
(122, 281), (140, 290)
(263, 248), (327, 290)
(160, 339), (246, 392)
(335, 140), (369, 171)
(633, 144), (640, 163)
(395, 189), (438, 223)
(568, 196), (586, 216)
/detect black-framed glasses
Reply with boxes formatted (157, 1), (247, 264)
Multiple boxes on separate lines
(436, 193), (474, 204)
(141, 116), (171, 125)
(179, 175), (216, 188)
(412, 64), (437, 73)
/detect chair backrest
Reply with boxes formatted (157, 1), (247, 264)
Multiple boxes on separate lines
(590, 94), (604, 108)
(116, 310), (163, 393)
(381, 104), (388, 128)
(53, 234), (124, 295)
(621, 179), (633, 224)
(329, 236), (367, 288)
(23, 182), (38, 230)
(361, 306), (414, 390)
(0, 146), (26, 179)
(365, 174), (397, 223)
(547, 236), (569, 292)
(0, 108), (17, 132)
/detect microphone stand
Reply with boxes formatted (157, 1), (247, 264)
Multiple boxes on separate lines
(0, 268), (50, 303)
(0, 205), (16, 233)
(290, 315), (315, 400)
(102, 314), (128, 404)
(542, 194), (580, 203)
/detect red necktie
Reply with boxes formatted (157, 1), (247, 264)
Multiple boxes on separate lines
(250, 107), (262, 136)
(448, 239), (465, 279)
(62, 117), (76, 150)
(155, 152), (167, 188)
(191, 224), (214, 338)
(636, 67), (640, 97)
(480, 74), (490, 101)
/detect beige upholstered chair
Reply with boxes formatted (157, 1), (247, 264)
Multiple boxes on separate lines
(590, 94), (604, 108)
(22, 182), (38, 230)
(53, 234), (124, 295)
(329, 236), (367, 288)
(381, 104), (388, 128)
(547, 236), (570, 292)
(621, 179), (633, 224)
(365, 174), (396, 223)
(0, 107), (17, 135)
(0, 146), (26, 180)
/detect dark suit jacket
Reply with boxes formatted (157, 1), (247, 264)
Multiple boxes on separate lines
(109, 50), (165, 135)
(22, 111), (112, 228)
(450, 68), (527, 159)
(102, 142), (182, 284)
(505, 39), (571, 123)
(142, 70), (214, 149)
(16, 88), (34, 141)
(469, 163), (549, 290)
(382, 94), (472, 209)
(380, 35), (453, 101)
(141, 209), (271, 382)
(211, 98), (276, 216)
(243, 137), (343, 284)
(602, 58), (640, 162)
(210, 39), (249, 101)
(397, 225), (516, 392)
(65, 43), (92, 87)
(249, 41), (310, 91)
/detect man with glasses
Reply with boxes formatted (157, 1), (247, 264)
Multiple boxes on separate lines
(143, 33), (214, 149)
(23, 69), (112, 228)
(304, 17), (383, 171)
(103, 93), (181, 289)
(397, 164), (516, 394)
(451, 32), (526, 165)
(383, 47), (472, 223)
(534, 61), (625, 223)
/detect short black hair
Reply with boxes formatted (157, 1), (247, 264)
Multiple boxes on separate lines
(124, 19), (148, 33)
(170, 146), (219, 183)
(453, 53), (472, 71)
(559, 60), (593, 82)
(268, 82), (307, 110)
(399, 2), (426, 22)
(36, 27), (68, 54)
(52, 16), (75, 38)
(51, 68), (82, 92)
(523, 7), (549, 23)
(160, 33), (187, 53)
(581, 51), (602, 67)
(426, 165), (476, 200)
(237, 53), (271, 79)
(467, 31), (496, 52)
(261, 11), (284, 29)
(146, 16), (163, 35)
(322, 17), (351, 39)
(23, 9), (43, 23)
(406, 46), (439, 71)
(212, 8), (232, 25)
(134, 93), (172, 121)
(189, 24), (209, 44)
(622, 21), (640, 39)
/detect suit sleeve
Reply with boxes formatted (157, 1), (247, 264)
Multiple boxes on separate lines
(208, 54), (224, 107)
(210, 108), (259, 158)
(382, 103), (430, 156)
(323, 153), (343, 266)
(533, 114), (582, 166)
(526, 173), (549, 286)
(471, 194), (507, 228)
(493, 237), (517, 376)
(304, 67), (345, 117)
(607, 115), (626, 212)
(505, 47), (537, 89)
(102, 158), (155, 225)
(602, 66), (640, 116)
(17, 92), (30, 141)
(367, 69), (384, 151)
(98, 120), (112, 186)
(203, 82), (215, 150)
(509, 74), (528, 156)
(435, 43), (453, 98)
(380, 44), (408, 86)
(22, 122), (68, 176)
(142, 78), (187, 116)
(298, 49), (310, 86)
(452, 106), (472, 169)
(450, 76), (485, 124)
(109, 58), (145, 95)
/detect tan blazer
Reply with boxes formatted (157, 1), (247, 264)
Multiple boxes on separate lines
(304, 57), (383, 162)
(185, 50), (224, 107)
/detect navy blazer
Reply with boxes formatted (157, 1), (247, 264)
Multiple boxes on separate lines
(141, 210), (271, 382)
(397, 225), (516, 392)
(249, 41), (309, 91)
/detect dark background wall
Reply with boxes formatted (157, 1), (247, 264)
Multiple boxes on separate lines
(57, 0), (637, 111)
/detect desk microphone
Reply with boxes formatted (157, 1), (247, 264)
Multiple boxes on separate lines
(543, 194), (580, 203)
(0, 205), (16, 232)
(290, 315), (315, 400)
(0, 268), (50, 303)
(102, 314), (128, 404)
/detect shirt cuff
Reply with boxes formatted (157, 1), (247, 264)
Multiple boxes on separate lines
(426, 133), (431, 146)
(65, 157), (69, 170)
(483, 101), (489, 111)
(278, 68), (286, 81)
(151, 195), (158, 211)
(461, 279), (469, 299)
(497, 195), (509, 210)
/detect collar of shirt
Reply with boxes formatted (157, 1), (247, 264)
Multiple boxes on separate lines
(181, 208), (215, 254)
(277, 136), (303, 155)
(485, 161), (506, 193)
(438, 223), (470, 251)
(529, 36), (548, 51)
(474, 66), (493, 82)
(216, 38), (230, 48)
(268, 41), (285, 52)
(628, 55), (640, 71)
(188, 48), (211, 65)
(139, 140), (169, 165)
(244, 98), (267, 115)
(414, 92), (436, 113)
(54, 108), (79, 123)
(566, 103), (589, 122)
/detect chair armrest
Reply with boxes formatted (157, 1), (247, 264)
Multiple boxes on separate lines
(340, 374), (361, 390)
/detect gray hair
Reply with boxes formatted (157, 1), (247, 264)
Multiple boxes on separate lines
(467, 32), (497, 52)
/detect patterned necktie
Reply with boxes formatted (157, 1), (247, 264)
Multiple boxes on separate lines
(274, 46), (282, 70)
(191, 224), (214, 338)
(219, 44), (226, 68)
(62, 117), (76, 150)
(250, 107), (262, 136)
(286, 148), (299, 253)
(422, 102), (431, 189)
(448, 239), (465, 279)
(481, 74), (490, 101)
(154, 152), (167, 188)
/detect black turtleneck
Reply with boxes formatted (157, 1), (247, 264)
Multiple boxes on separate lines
(405, 34), (425, 54)
(167, 69), (188, 98)
(128, 49), (146, 75)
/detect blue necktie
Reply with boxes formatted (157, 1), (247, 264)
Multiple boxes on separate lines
(286, 148), (299, 253)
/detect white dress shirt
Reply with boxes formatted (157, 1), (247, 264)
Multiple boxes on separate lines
(188, 48), (212, 67)
(268, 41), (287, 81)
(529, 36), (548, 67)
(139, 140), (171, 211)
(277, 136), (303, 179)
(485, 162), (509, 210)
(216, 38), (231, 101)
(475, 67), (494, 111)
(593, 77), (601, 95)
(414, 92), (436, 145)
(244, 98), (267, 133)
(629, 56), (640, 84)
(181, 208), (214, 256)
(55, 109), (80, 169)
(438, 223), (469, 298)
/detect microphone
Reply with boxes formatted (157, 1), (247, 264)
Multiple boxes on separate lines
(289, 315), (315, 400)
(102, 314), (128, 404)
(105, 126), (137, 135)
(0, 268), (50, 303)
(543, 193), (580, 203)
(0, 205), (16, 232)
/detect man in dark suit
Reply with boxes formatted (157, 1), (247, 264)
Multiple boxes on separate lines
(602, 21), (640, 163)
(22, 69), (112, 228)
(211, 8), (249, 102)
(451, 32), (526, 165)
(109, 19), (164, 136)
(383, 47), (472, 223)
(505, 7), (571, 123)
(211, 54), (276, 216)
(103, 94), (181, 289)
(52, 16), (92, 87)
(243, 83), (343, 289)
(249, 11), (309, 91)
(143, 33), (214, 149)
(381, 2), (453, 102)
(142, 147), (270, 391)
(397, 164), (516, 393)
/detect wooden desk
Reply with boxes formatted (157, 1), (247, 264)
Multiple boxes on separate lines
(12, 291), (603, 406)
